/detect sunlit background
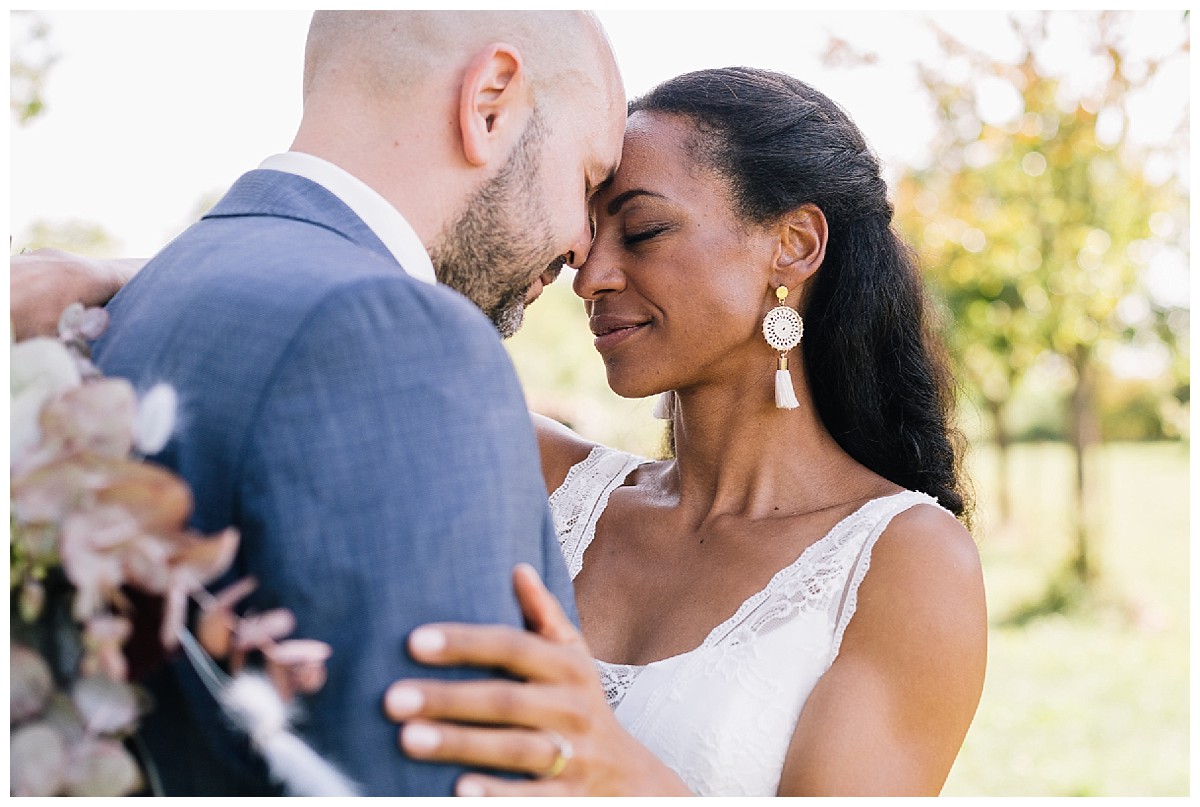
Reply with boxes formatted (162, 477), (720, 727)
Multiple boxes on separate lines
(9, 9), (1191, 796)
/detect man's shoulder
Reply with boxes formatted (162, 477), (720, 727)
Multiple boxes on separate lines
(124, 213), (480, 339)
(97, 213), (497, 402)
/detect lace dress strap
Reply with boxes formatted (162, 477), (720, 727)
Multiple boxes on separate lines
(829, 489), (950, 659)
(548, 444), (648, 580)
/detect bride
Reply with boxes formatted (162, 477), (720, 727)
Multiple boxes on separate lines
(380, 67), (986, 796)
(10, 67), (985, 797)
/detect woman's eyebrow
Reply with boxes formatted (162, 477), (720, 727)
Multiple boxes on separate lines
(606, 188), (668, 216)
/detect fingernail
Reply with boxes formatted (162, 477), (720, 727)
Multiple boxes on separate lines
(386, 685), (424, 717)
(457, 778), (485, 797)
(409, 627), (446, 656)
(402, 724), (441, 754)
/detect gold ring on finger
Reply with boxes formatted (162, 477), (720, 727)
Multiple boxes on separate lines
(539, 730), (573, 779)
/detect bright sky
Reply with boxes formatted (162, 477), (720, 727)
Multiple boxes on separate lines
(8, 9), (1190, 258)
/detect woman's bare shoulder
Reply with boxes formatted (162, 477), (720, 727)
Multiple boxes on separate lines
(850, 498), (985, 670)
(882, 501), (980, 582)
(779, 500), (986, 795)
(531, 412), (600, 496)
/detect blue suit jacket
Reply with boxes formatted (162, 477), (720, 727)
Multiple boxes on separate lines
(93, 169), (575, 795)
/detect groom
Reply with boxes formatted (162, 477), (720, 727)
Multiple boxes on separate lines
(67, 11), (626, 796)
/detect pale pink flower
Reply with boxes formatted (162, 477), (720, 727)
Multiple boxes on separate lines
(10, 644), (55, 723)
(266, 639), (334, 700)
(10, 336), (81, 464)
(57, 302), (109, 343)
(81, 615), (134, 682)
(10, 722), (67, 796)
(65, 737), (143, 797)
(38, 379), (137, 460)
(71, 675), (140, 736)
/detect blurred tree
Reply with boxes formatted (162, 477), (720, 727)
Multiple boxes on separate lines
(11, 11), (58, 124)
(11, 12), (127, 260)
(18, 219), (121, 258)
(889, 11), (1188, 591)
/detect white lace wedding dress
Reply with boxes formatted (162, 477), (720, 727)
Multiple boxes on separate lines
(549, 444), (948, 797)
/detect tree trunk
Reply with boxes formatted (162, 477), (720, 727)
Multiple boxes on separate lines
(986, 396), (1012, 525)
(1067, 344), (1101, 585)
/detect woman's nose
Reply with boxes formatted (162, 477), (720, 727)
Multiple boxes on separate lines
(573, 247), (627, 301)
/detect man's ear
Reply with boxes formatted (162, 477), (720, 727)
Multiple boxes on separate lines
(772, 204), (828, 292)
(458, 43), (529, 167)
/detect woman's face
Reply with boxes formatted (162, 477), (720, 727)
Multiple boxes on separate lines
(575, 111), (779, 400)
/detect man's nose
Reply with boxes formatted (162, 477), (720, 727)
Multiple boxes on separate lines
(563, 208), (596, 270)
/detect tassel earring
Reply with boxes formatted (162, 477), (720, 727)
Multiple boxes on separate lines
(762, 285), (803, 409)
(652, 390), (675, 420)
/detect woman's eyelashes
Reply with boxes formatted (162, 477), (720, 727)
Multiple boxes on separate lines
(622, 223), (672, 247)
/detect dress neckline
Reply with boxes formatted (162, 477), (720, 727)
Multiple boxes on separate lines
(565, 446), (923, 670)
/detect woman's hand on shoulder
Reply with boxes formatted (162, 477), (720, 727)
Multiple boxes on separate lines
(531, 412), (597, 496)
(10, 249), (144, 340)
(383, 564), (692, 796)
(779, 502), (986, 796)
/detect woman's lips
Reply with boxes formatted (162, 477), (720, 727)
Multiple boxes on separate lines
(590, 316), (650, 352)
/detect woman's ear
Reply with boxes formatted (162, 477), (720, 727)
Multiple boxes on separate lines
(458, 43), (528, 167)
(772, 204), (827, 292)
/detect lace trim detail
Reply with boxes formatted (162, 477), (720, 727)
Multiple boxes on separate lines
(621, 491), (937, 744)
(671, 492), (928, 657)
(549, 445), (647, 580)
(553, 448), (946, 725)
(829, 490), (948, 659)
(596, 660), (644, 709)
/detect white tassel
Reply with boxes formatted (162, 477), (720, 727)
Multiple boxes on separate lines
(775, 368), (800, 410)
(652, 390), (675, 420)
(219, 673), (360, 796)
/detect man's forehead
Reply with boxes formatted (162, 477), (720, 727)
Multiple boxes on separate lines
(592, 110), (626, 191)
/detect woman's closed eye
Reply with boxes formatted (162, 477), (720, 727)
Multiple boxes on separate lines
(622, 224), (672, 247)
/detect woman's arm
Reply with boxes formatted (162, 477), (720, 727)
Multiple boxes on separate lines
(530, 412), (595, 496)
(11, 249), (144, 340)
(777, 504), (987, 796)
(383, 565), (693, 796)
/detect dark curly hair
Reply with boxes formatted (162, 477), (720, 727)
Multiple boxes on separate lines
(634, 67), (973, 525)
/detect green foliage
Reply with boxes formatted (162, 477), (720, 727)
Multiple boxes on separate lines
(1097, 372), (1185, 441)
(11, 11), (58, 125)
(892, 11), (1189, 584)
(19, 220), (121, 258)
(893, 12), (1189, 440)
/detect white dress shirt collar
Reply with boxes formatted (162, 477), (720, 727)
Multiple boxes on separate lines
(258, 152), (436, 285)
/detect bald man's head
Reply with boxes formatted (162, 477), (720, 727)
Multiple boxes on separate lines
(303, 11), (620, 115)
(291, 11), (626, 336)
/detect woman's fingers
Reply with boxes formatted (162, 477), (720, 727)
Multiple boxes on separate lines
(407, 622), (590, 684)
(384, 678), (584, 731)
(513, 562), (579, 645)
(398, 719), (568, 779)
(455, 773), (573, 798)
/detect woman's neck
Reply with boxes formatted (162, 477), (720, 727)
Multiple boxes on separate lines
(665, 369), (876, 526)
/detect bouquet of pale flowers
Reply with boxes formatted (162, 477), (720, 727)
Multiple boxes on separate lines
(10, 303), (358, 796)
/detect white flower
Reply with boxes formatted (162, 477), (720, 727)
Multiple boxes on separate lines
(219, 673), (360, 796)
(11, 337), (82, 464)
(134, 383), (178, 455)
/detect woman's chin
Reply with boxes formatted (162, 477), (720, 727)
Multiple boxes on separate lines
(603, 372), (665, 402)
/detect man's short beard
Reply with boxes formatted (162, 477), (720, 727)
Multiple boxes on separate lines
(429, 112), (556, 339)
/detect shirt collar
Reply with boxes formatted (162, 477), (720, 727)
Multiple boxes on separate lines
(258, 152), (437, 285)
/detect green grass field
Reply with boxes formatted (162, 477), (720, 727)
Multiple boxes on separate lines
(941, 441), (1189, 796)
